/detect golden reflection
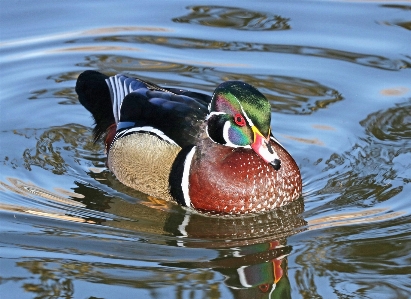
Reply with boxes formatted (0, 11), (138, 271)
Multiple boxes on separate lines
(82, 26), (172, 35)
(88, 33), (410, 71)
(1, 178), (85, 207)
(0, 176), (117, 223)
(79, 54), (188, 74)
(0, 26), (171, 48)
(0, 204), (95, 223)
(53, 187), (84, 199)
(308, 208), (405, 230)
(312, 124), (336, 131)
(174, 59), (248, 67)
(105, 195), (170, 235)
(380, 86), (409, 96)
(281, 134), (324, 146)
(25, 210), (95, 223)
(49, 45), (140, 53)
(173, 5), (290, 31)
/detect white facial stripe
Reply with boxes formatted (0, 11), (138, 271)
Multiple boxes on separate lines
(209, 95), (254, 126)
(205, 111), (226, 120)
(239, 104), (254, 127)
(182, 146), (196, 208)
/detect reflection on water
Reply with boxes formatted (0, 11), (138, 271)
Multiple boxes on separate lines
(20, 124), (101, 175)
(74, 33), (411, 71)
(13, 237), (293, 298)
(173, 6), (291, 31)
(1, 176), (305, 298)
(361, 100), (411, 142)
(1, 0), (411, 298)
(311, 100), (411, 211)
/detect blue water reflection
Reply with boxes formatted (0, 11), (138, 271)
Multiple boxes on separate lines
(1, 0), (410, 298)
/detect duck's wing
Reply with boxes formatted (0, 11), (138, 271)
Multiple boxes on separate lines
(106, 74), (210, 147)
(76, 71), (211, 147)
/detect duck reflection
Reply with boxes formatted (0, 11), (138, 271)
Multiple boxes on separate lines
(171, 200), (304, 298)
(173, 240), (293, 298)
(106, 192), (305, 298)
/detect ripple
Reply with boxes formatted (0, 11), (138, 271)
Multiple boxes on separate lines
(89, 34), (410, 71)
(19, 124), (102, 175)
(307, 100), (411, 211)
(360, 100), (411, 142)
(77, 54), (192, 74)
(173, 5), (290, 31)
(0, 178), (118, 222)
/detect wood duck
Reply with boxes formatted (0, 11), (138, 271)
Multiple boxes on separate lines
(76, 70), (302, 215)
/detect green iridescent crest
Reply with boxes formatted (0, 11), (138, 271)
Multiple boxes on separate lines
(211, 81), (271, 135)
(207, 81), (271, 146)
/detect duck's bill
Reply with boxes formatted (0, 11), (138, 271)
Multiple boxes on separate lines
(251, 126), (281, 170)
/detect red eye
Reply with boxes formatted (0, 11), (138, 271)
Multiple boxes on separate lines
(259, 284), (270, 293)
(234, 113), (246, 126)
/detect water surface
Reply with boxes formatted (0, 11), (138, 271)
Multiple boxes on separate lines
(1, 1), (411, 298)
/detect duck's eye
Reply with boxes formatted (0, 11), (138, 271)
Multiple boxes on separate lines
(234, 113), (246, 126)
(258, 284), (270, 293)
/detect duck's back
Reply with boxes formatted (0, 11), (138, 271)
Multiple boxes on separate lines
(76, 70), (211, 147)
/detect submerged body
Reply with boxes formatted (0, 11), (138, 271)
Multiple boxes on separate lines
(76, 70), (302, 215)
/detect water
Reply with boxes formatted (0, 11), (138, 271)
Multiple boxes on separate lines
(1, 1), (410, 298)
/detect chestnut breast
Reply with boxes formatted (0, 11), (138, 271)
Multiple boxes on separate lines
(188, 138), (302, 214)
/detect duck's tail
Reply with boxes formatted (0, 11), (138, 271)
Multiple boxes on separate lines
(76, 70), (115, 142)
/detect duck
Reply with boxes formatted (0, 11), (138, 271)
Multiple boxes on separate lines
(76, 70), (302, 215)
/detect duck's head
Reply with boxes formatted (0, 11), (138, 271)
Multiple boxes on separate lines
(206, 81), (281, 170)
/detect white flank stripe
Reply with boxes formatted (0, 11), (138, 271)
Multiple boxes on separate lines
(117, 126), (178, 145)
(182, 146), (196, 208)
(205, 111), (226, 120)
